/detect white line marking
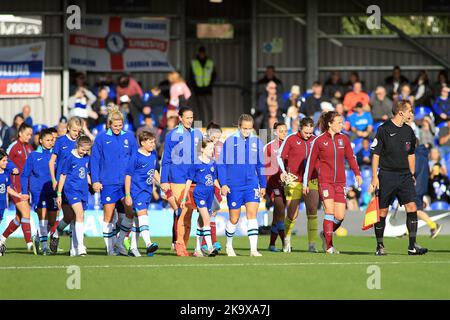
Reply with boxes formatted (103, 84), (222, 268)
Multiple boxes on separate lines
(1, 261), (450, 270)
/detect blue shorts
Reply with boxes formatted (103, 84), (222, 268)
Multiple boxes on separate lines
(226, 185), (261, 210)
(64, 190), (88, 209)
(132, 191), (152, 211)
(31, 191), (58, 211)
(193, 187), (214, 212)
(101, 185), (124, 205)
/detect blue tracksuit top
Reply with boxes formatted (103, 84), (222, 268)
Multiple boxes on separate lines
(217, 131), (266, 189)
(160, 124), (203, 184)
(53, 134), (77, 181)
(21, 146), (54, 195)
(90, 129), (138, 186)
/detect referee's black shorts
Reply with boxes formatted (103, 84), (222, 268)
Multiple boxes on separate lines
(378, 170), (416, 209)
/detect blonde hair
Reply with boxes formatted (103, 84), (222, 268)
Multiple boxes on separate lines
(68, 116), (82, 129)
(168, 71), (183, 83)
(107, 105), (124, 127)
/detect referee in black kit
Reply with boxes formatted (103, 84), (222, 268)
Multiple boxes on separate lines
(369, 100), (428, 256)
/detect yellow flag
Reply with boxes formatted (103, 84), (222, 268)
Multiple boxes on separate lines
(362, 195), (380, 230)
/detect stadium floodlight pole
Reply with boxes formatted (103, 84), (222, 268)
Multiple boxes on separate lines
(62, 0), (70, 118)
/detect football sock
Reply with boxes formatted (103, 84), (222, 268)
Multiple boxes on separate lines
(70, 221), (78, 252)
(247, 219), (259, 252)
(323, 214), (334, 250)
(118, 217), (133, 245)
(196, 226), (203, 251)
(427, 220), (437, 230)
(172, 210), (179, 244)
(407, 211), (418, 249)
(102, 222), (114, 254)
(276, 220), (286, 243)
(203, 226), (213, 250)
(20, 218), (32, 244)
(39, 220), (49, 250)
(374, 216), (386, 247)
(2, 217), (20, 239)
(225, 220), (237, 248)
(75, 222), (84, 248)
(284, 216), (296, 238)
(130, 217), (140, 250)
(210, 217), (217, 243)
(333, 217), (343, 232)
(307, 215), (318, 244)
(270, 224), (278, 246)
(138, 215), (151, 247)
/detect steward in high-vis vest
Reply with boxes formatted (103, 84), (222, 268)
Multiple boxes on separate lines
(189, 46), (216, 123)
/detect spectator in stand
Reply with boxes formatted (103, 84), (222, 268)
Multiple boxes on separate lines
(94, 75), (117, 101)
(91, 86), (113, 127)
(0, 119), (9, 148)
(69, 72), (88, 96)
(56, 116), (68, 137)
(257, 65), (283, 95)
(418, 116), (436, 148)
(395, 84), (415, 106)
(284, 85), (302, 110)
(432, 70), (448, 98)
(343, 81), (370, 113)
(324, 71), (344, 104)
(256, 80), (284, 129)
(412, 70), (433, 107)
(428, 163), (450, 204)
(301, 81), (328, 117)
(433, 86), (450, 125)
(438, 118), (450, 158)
(68, 86), (97, 121)
(284, 105), (301, 134)
(349, 102), (374, 140)
(429, 147), (448, 176)
(168, 71), (191, 109)
(138, 106), (158, 128)
(370, 86), (393, 122)
(159, 115), (179, 158)
(145, 86), (166, 127)
(335, 103), (351, 132)
(356, 138), (372, 168)
(385, 65), (409, 99)
(344, 71), (365, 94)
(261, 97), (284, 130)
(15, 105), (33, 126)
(116, 73), (143, 106)
(136, 114), (161, 148)
(2, 114), (24, 149)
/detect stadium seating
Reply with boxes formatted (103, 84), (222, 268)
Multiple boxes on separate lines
(430, 201), (450, 211)
(414, 106), (433, 120)
(373, 121), (383, 133)
(352, 137), (364, 154)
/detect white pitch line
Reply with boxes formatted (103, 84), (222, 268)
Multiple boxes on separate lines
(1, 260), (450, 270)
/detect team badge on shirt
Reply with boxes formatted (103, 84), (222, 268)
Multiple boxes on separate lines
(323, 189), (329, 198)
(124, 139), (129, 145)
(210, 166), (214, 172)
(338, 139), (344, 147)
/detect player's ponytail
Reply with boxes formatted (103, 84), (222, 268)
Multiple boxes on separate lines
(318, 111), (340, 133)
(107, 105), (124, 128)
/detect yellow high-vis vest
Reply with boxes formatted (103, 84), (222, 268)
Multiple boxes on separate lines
(191, 59), (214, 87)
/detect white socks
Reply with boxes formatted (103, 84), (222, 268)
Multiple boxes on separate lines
(39, 220), (48, 250)
(247, 219), (259, 252)
(130, 216), (140, 250)
(203, 226), (213, 250)
(103, 222), (114, 254)
(75, 222), (84, 249)
(225, 220), (237, 248)
(70, 221), (78, 252)
(138, 215), (151, 247)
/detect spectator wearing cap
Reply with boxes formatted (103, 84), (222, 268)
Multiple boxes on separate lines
(343, 81), (370, 113)
(438, 118), (450, 158)
(301, 81), (328, 117)
(385, 65), (409, 99)
(15, 105), (33, 126)
(370, 86), (393, 122)
(433, 86), (450, 125)
(349, 102), (374, 140)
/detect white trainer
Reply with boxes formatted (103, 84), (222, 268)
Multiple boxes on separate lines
(128, 248), (141, 257)
(226, 245), (236, 257)
(250, 250), (262, 257)
(325, 246), (340, 254)
(77, 245), (87, 256)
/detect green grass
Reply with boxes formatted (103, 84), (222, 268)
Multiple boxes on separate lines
(1, 235), (450, 300)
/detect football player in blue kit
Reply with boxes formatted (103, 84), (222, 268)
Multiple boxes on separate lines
(125, 131), (160, 257)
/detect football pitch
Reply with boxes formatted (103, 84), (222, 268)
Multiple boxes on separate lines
(1, 235), (449, 300)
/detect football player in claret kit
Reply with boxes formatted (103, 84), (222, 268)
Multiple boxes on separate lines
(56, 136), (93, 256)
(264, 122), (288, 252)
(303, 111), (362, 254)
(181, 138), (220, 257)
(125, 131), (160, 257)
(20, 129), (59, 255)
(0, 149), (30, 256)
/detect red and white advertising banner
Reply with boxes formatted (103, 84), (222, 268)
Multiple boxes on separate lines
(0, 42), (45, 98)
(69, 16), (172, 72)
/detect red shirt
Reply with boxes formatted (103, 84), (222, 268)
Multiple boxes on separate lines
(305, 131), (360, 185)
(279, 132), (317, 182)
(116, 77), (144, 104)
(264, 139), (283, 187)
(7, 140), (34, 192)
